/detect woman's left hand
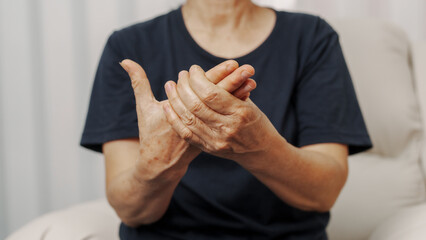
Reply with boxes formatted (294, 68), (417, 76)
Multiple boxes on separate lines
(163, 65), (282, 162)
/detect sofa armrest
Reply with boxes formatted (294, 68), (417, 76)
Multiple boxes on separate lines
(412, 42), (426, 179)
(369, 203), (426, 240)
(6, 199), (120, 240)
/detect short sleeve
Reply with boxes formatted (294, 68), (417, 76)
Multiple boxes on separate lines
(80, 32), (139, 153)
(295, 18), (372, 155)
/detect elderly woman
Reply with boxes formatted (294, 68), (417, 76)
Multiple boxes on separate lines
(81, 0), (372, 239)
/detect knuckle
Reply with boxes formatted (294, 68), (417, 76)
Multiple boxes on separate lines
(217, 124), (235, 137)
(188, 101), (204, 114)
(214, 141), (231, 153)
(131, 78), (141, 90)
(216, 122), (227, 132)
(236, 107), (253, 124)
(202, 89), (219, 103)
(181, 128), (193, 141)
(181, 111), (197, 126)
(230, 78), (242, 88)
(169, 117), (181, 128)
(224, 127), (237, 139)
(130, 71), (143, 82)
(169, 95), (179, 104)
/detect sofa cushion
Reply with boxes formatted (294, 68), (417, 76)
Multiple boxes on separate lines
(326, 19), (425, 240)
(329, 19), (422, 157)
(369, 203), (426, 240)
(327, 150), (425, 240)
(6, 199), (120, 240)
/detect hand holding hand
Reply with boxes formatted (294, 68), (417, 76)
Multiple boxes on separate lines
(163, 65), (280, 162)
(120, 60), (257, 180)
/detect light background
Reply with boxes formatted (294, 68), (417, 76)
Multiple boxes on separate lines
(0, 0), (425, 238)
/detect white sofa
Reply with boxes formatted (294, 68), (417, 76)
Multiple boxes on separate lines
(7, 19), (426, 240)
(326, 19), (426, 240)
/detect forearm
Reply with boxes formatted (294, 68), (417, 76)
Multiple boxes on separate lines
(161, 63), (349, 212)
(106, 143), (201, 227)
(106, 165), (185, 227)
(238, 134), (348, 212)
(107, 59), (256, 227)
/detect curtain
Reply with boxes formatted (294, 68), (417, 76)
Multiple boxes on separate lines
(0, 0), (424, 237)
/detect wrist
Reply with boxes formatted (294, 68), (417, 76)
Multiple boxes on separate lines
(236, 132), (289, 171)
(134, 147), (190, 184)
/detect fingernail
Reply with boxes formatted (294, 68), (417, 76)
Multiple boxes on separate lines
(178, 71), (184, 79)
(165, 82), (174, 93)
(179, 70), (187, 79)
(243, 83), (253, 92)
(226, 64), (234, 72)
(190, 65), (202, 73)
(165, 82), (171, 93)
(241, 71), (251, 79)
(119, 61), (128, 71)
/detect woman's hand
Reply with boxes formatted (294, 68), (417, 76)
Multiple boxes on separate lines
(163, 65), (280, 162)
(104, 60), (257, 226)
(120, 60), (257, 180)
(163, 65), (349, 212)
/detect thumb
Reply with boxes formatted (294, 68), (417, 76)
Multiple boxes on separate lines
(120, 59), (155, 102)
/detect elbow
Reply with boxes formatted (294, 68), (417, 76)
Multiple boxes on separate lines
(298, 189), (341, 213)
(312, 196), (338, 213)
(109, 201), (166, 227)
(303, 169), (348, 213)
(295, 195), (337, 213)
(111, 202), (165, 227)
(120, 217), (144, 228)
(314, 173), (348, 212)
(106, 191), (165, 227)
(120, 214), (162, 227)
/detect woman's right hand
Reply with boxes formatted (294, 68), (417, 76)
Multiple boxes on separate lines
(103, 59), (255, 226)
(119, 59), (256, 182)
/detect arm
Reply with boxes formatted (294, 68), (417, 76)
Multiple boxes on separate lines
(240, 138), (348, 212)
(163, 65), (348, 212)
(103, 60), (256, 227)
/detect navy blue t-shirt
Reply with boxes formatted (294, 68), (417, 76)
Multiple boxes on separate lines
(81, 7), (372, 240)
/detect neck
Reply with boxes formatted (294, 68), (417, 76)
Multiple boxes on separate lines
(182, 0), (257, 31)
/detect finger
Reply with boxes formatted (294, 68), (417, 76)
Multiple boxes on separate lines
(241, 92), (250, 101)
(176, 71), (221, 124)
(120, 59), (155, 102)
(216, 64), (255, 93)
(164, 79), (212, 137)
(162, 102), (203, 147)
(205, 60), (239, 84)
(232, 78), (257, 99)
(188, 65), (240, 115)
(165, 80), (199, 127)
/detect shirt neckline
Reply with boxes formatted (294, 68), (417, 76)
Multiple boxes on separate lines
(174, 6), (280, 63)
